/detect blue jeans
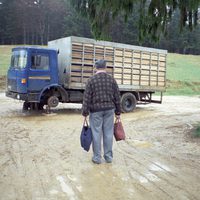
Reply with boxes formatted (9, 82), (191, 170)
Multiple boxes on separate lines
(89, 109), (114, 163)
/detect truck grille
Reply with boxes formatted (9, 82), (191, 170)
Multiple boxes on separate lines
(7, 78), (17, 91)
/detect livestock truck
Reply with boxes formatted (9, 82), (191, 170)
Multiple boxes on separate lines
(6, 36), (167, 112)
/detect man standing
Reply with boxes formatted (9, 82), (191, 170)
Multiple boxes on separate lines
(82, 59), (121, 164)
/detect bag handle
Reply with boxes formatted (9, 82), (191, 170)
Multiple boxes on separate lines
(115, 115), (121, 123)
(83, 117), (89, 127)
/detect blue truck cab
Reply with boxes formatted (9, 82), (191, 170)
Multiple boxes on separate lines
(6, 47), (67, 110)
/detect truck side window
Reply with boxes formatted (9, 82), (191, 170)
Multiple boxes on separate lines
(31, 54), (49, 70)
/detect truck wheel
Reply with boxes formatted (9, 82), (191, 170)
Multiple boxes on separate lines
(38, 103), (44, 110)
(121, 93), (137, 112)
(28, 103), (43, 111)
(30, 102), (39, 111)
(23, 102), (30, 111)
(47, 96), (59, 108)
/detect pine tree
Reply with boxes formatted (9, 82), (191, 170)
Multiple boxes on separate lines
(69, 0), (200, 41)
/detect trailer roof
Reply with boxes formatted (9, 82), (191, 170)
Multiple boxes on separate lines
(50, 36), (168, 54)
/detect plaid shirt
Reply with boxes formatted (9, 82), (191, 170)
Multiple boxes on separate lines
(82, 72), (121, 116)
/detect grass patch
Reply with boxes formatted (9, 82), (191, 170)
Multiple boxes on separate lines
(193, 126), (200, 138)
(165, 53), (200, 96)
(167, 53), (200, 82)
(166, 80), (200, 95)
(0, 45), (15, 76)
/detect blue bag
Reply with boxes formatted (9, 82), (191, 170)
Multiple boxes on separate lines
(80, 118), (92, 152)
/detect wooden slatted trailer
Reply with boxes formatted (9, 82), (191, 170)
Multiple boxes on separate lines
(48, 36), (167, 112)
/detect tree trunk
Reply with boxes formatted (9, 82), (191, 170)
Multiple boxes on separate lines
(23, 22), (26, 44)
(47, 23), (50, 44)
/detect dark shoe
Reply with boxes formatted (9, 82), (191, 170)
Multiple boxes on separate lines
(104, 155), (112, 163)
(105, 158), (112, 163)
(92, 159), (101, 164)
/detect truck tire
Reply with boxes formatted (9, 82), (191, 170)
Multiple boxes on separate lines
(47, 96), (59, 108)
(38, 103), (44, 110)
(23, 102), (44, 111)
(29, 102), (39, 111)
(23, 102), (30, 111)
(121, 93), (137, 113)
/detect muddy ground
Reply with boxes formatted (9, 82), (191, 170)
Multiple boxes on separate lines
(0, 94), (200, 200)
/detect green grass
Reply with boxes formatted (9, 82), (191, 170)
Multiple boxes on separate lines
(0, 45), (16, 76)
(193, 126), (200, 138)
(165, 53), (200, 95)
(167, 53), (200, 82)
(1, 46), (200, 95)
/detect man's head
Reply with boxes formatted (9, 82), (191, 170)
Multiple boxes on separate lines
(95, 59), (106, 69)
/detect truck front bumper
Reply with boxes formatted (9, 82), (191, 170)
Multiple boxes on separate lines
(6, 91), (40, 102)
(6, 91), (27, 101)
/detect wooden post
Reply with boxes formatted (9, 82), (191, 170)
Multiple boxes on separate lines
(81, 43), (85, 84)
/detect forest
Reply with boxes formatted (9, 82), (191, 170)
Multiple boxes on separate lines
(0, 0), (200, 54)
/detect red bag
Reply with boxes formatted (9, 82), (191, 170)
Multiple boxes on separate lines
(114, 118), (125, 141)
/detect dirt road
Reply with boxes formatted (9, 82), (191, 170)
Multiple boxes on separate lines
(0, 94), (200, 200)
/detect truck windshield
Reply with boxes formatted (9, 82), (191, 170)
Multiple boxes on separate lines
(10, 50), (27, 69)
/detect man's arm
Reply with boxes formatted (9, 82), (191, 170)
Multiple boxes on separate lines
(113, 79), (121, 115)
(82, 80), (92, 117)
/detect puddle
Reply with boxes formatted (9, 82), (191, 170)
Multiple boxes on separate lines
(127, 139), (153, 148)
(150, 162), (171, 172)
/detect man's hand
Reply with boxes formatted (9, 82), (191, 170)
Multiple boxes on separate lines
(115, 115), (120, 119)
(82, 111), (89, 117)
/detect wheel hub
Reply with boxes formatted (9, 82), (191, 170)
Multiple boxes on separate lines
(47, 96), (59, 107)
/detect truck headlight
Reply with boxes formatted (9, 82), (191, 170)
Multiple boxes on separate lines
(17, 94), (20, 99)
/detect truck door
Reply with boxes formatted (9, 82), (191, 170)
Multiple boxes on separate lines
(28, 51), (51, 92)
(7, 49), (28, 94)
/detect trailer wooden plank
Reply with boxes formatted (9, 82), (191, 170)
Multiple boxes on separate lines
(50, 37), (167, 91)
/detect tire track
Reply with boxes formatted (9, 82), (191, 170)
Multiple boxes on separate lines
(116, 142), (199, 200)
(0, 119), (31, 199)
